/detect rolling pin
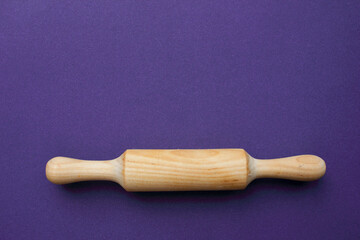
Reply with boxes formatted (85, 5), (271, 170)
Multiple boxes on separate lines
(46, 149), (326, 191)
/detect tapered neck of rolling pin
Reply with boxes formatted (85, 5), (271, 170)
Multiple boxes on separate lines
(46, 156), (124, 184)
(253, 155), (326, 181)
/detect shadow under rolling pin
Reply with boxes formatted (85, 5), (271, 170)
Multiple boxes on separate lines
(46, 149), (326, 191)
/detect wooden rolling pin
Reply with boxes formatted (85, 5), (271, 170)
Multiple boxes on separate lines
(46, 149), (326, 191)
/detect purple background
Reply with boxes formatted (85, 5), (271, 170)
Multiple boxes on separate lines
(1, 1), (360, 239)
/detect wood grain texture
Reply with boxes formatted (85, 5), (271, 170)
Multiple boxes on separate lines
(45, 149), (326, 191)
(122, 149), (248, 191)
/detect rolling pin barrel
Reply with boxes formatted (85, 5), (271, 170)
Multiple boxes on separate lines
(46, 149), (326, 191)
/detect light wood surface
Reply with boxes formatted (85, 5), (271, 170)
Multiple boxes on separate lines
(46, 149), (326, 191)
